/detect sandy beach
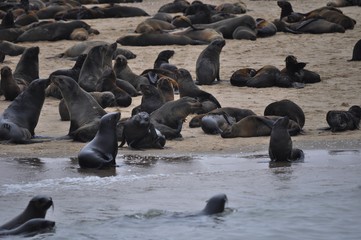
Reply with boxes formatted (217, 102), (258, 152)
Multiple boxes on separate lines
(0, 0), (360, 158)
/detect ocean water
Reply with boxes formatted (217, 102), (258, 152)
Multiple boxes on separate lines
(0, 149), (360, 240)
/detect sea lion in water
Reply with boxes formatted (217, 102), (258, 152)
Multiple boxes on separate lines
(269, 116), (304, 162)
(199, 193), (228, 215)
(326, 105), (361, 132)
(119, 111), (166, 149)
(264, 99), (305, 128)
(0, 66), (26, 101)
(13, 46), (39, 85)
(195, 39), (225, 85)
(150, 97), (203, 139)
(0, 195), (53, 230)
(51, 75), (107, 142)
(78, 112), (120, 169)
(349, 39), (361, 61)
(0, 78), (49, 143)
(0, 219), (55, 237)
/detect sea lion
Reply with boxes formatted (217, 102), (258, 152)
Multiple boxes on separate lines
(115, 79), (140, 97)
(59, 91), (115, 121)
(349, 39), (361, 61)
(69, 27), (89, 41)
(233, 65), (281, 88)
(221, 115), (301, 138)
(157, 76), (175, 102)
(14, 11), (39, 27)
(256, 18), (277, 38)
(200, 112), (235, 135)
(277, 0), (305, 22)
(230, 68), (257, 87)
(264, 99), (305, 128)
(215, 2), (247, 14)
(49, 53), (87, 84)
(132, 84), (165, 116)
(199, 193), (228, 215)
(0, 66), (26, 101)
(51, 75), (107, 142)
(150, 96), (202, 139)
(232, 25), (257, 40)
(0, 40), (26, 62)
(0, 195), (53, 230)
(158, 0), (190, 13)
(152, 12), (173, 22)
(119, 111), (166, 149)
(326, 105), (361, 132)
(327, 0), (361, 7)
(135, 18), (176, 33)
(78, 42), (116, 92)
(175, 68), (221, 113)
(113, 54), (149, 90)
(0, 78), (49, 143)
(170, 27), (224, 43)
(101, 4), (149, 18)
(57, 41), (136, 60)
(13, 46), (39, 85)
(78, 112), (120, 169)
(153, 49), (175, 69)
(0, 219), (55, 237)
(195, 39), (225, 85)
(0, 28), (24, 42)
(269, 116), (304, 162)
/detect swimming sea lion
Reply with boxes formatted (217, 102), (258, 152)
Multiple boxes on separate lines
(326, 105), (361, 132)
(0, 219), (55, 237)
(264, 99), (305, 128)
(0, 78), (49, 143)
(119, 111), (166, 149)
(0, 195), (53, 230)
(0, 66), (26, 101)
(150, 96), (202, 139)
(269, 116), (304, 162)
(51, 75), (107, 142)
(78, 112), (120, 169)
(195, 39), (225, 85)
(13, 46), (39, 85)
(349, 39), (361, 61)
(199, 193), (228, 215)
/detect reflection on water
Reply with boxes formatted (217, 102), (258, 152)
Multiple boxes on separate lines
(0, 149), (360, 240)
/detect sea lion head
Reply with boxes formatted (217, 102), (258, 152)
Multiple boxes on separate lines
(1, 66), (12, 77)
(27, 195), (54, 216)
(134, 112), (151, 127)
(273, 116), (289, 129)
(201, 193), (228, 215)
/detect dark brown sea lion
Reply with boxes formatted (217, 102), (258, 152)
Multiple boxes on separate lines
(0, 28), (24, 42)
(13, 46), (39, 84)
(153, 49), (175, 69)
(113, 54), (149, 90)
(230, 68), (257, 87)
(264, 99), (305, 128)
(221, 115), (301, 138)
(175, 68), (221, 113)
(0, 40), (26, 62)
(326, 105), (361, 132)
(199, 193), (228, 215)
(158, 0), (190, 13)
(35, 5), (71, 19)
(51, 75), (107, 142)
(273, 18), (345, 34)
(132, 84), (165, 116)
(327, 0), (361, 7)
(170, 27), (224, 43)
(0, 219), (55, 237)
(14, 11), (39, 26)
(96, 68), (132, 107)
(101, 4), (149, 18)
(135, 18), (176, 33)
(232, 25), (257, 40)
(277, 0), (305, 22)
(200, 112), (235, 135)
(189, 107), (256, 128)
(269, 116), (304, 162)
(244, 65), (281, 88)
(215, 2), (247, 14)
(78, 112), (120, 169)
(349, 39), (361, 61)
(195, 39), (225, 85)
(0, 66), (26, 101)
(119, 111), (166, 149)
(78, 42), (116, 92)
(150, 96), (202, 139)
(0, 195), (53, 230)
(0, 78), (49, 143)
(256, 18), (277, 38)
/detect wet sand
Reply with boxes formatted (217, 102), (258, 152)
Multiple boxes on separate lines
(0, 0), (360, 158)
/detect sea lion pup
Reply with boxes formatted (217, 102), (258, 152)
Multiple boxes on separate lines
(135, 18), (176, 33)
(175, 68), (221, 113)
(232, 65), (281, 88)
(189, 107), (256, 128)
(57, 41), (136, 60)
(264, 99), (305, 128)
(349, 39), (361, 61)
(200, 112), (235, 135)
(78, 112), (120, 169)
(221, 115), (301, 138)
(157, 76), (175, 102)
(69, 27), (89, 41)
(113, 54), (149, 91)
(269, 116), (304, 162)
(58, 91), (115, 121)
(0, 66), (26, 101)
(132, 84), (165, 116)
(96, 68), (132, 107)
(277, 0), (305, 22)
(230, 68), (257, 87)
(0, 219), (55, 237)
(326, 105), (361, 132)
(0, 78), (49, 143)
(51, 75), (107, 142)
(78, 42), (116, 92)
(119, 111), (166, 149)
(195, 39), (225, 85)
(153, 49), (176, 69)
(13, 46), (39, 85)
(199, 193), (228, 215)
(150, 97), (202, 139)
(0, 195), (53, 230)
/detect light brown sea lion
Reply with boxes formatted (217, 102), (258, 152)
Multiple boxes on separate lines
(157, 76), (175, 102)
(135, 18), (176, 33)
(0, 66), (26, 101)
(170, 26), (224, 43)
(69, 27), (89, 41)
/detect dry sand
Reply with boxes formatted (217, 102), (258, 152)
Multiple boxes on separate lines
(0, 0), (360, 158)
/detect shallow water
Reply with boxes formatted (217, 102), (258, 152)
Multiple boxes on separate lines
(0, 149), (360, 240)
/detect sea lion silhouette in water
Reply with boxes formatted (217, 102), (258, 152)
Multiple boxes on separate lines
(0, 195), (53, 230)
(78, 112), (120, 169)
(0, 78), (49, 143)
(199, 193), (228, 215)
(268, 116), (304, 162)
(325, 105), (361, 132)
(349, 39), (361, 61)
(0, 219), (55, 237)
(119, 111), (166, 149)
